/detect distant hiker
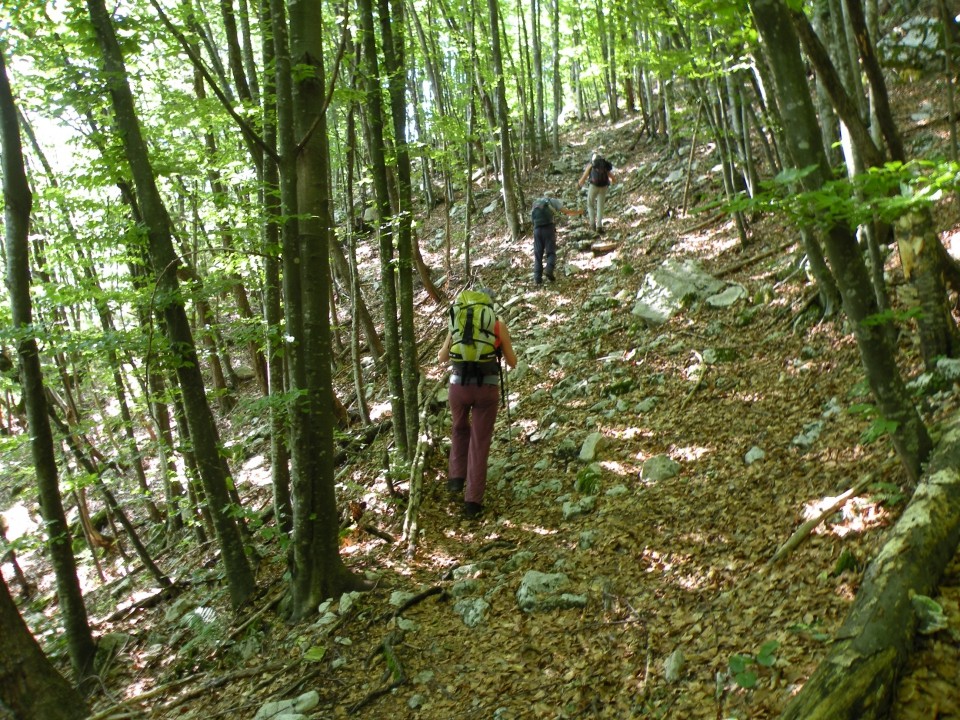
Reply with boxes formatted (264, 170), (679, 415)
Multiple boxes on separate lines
(438, 287), (518, 519)
(530, 193), (583, 286)
(578, 153), (617, 234)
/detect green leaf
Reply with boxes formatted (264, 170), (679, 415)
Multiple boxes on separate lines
(303, 645), (327, 662)
(728, 654), (750, 674)
(756, 641), (780, 667)
(734, 670), (758, 689)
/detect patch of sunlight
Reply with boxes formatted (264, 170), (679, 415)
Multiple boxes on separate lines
(1, 502), (37, 539)
(599, 460), (639, 478)
(673, 445), (712, 462)
(623, 203), (654, 218)
(369, 400), (392, 421)
(677, 570), (709, 591)
(671, 221), (739, 260)
(497, 519), (560, 536)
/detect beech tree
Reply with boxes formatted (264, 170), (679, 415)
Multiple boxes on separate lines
(85, 0), (256, 609)
(0, 40), (96, 683)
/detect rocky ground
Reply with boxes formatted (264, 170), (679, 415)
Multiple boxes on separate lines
(6, 78), (960, 720)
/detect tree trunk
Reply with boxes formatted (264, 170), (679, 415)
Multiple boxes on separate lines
(86, 0), (255, 609)
(749, 0), (932, 483)
(487, 0), (521, 240)
(379, 0), (421, 453)
(0, 45), (97, 684)
(260, 0), (293, 535)
(780, 412), (960, 719)
(0, 576), (89, 720)
(358, 0), (409, 459)
(286, 0), (366, 620)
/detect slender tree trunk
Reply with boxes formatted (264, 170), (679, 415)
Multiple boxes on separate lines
(259, 0), (293, 534)
(0, 45), (97, 683)
(358, 0), (408, 459)
(487, 0), (521, 239)
(379, 0), (421, 452)
(86, 0), (255, 609)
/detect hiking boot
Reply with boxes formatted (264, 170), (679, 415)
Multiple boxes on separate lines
(534, 278), (543, 286)
(597, 226), (605, 235)
(464, 501), (483, 519)
(447, 477), (465, 494)
(545, 271), (555, 282)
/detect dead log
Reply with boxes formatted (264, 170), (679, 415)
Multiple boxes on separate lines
(779, 414), (960, 719)
(591, 241), (619, 256)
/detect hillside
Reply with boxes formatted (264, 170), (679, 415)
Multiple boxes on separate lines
(6, 80), (960, 720)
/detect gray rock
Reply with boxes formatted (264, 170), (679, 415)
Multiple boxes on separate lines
(254, 691), (319, 720)
(454, 597), (490, 627)
(516, 571), (570, 612)
(562, 496), (597, 520)
(640, 455), (680, 482)
(664, 649), (685, 683)
(631, 259), (726, 325)
(792, 421), (824, 449)
(579, 432), (605, 462)
(706, 284), (746, 308)
(744, 446), (766, 465)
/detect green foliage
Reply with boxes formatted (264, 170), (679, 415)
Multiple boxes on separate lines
(847, 403), (899, 444)
(869, 481), (906, 507)
(576, 463), (602, 494)
(728, 640), (780, 689)
(861, 307), (923, 327)
(724, 158), (960, 231)
(861, 417), (900, 445)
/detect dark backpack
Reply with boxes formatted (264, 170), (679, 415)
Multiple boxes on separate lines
(531, 198), (554, 227)
(449, 289), (499, 377)
(589, 156), (611, 187)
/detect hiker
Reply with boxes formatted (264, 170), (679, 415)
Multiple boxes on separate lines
(438, 287), (518, 518)
(577, 153), (617, 234)
(530, 193), (583, 286)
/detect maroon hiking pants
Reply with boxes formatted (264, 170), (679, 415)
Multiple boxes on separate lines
(448, 382), (500, 504)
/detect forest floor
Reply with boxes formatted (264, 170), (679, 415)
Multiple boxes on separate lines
(6, 79), (960, 720)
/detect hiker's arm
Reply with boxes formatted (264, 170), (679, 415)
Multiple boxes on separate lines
(438, 332), (451, 363)
(561, 207), (583, 216)
(608, 171), (617, 185)
(498, 323), (518, 368)
(577, 165), (590, 188)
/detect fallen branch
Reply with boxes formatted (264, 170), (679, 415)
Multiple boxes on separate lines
(369, 585), (445, 627)
(716, 237), (796, 278)
(768, 473), (875, 565)
(347, 629), (407, 714)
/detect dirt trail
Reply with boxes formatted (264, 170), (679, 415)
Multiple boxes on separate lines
(91, 116), (960, 720)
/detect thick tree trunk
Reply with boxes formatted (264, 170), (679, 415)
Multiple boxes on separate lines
(286, 0), (366, 620)
(781, 413), (960, 719)
(0, 576), (89, 720)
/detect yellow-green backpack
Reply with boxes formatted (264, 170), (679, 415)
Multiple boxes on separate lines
(449, 290), (498, 365)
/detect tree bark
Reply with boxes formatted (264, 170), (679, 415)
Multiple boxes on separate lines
(781, 412), (960, 719)
(86, 0), (255, 609)
(0, 44), (97, 683)
(0, 576), (89, 720)
(748, 0), (932, 482)
(286, 0), (366, 620)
